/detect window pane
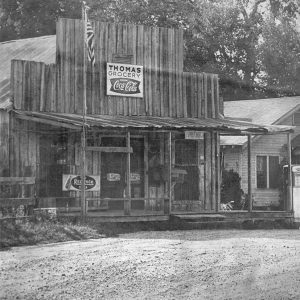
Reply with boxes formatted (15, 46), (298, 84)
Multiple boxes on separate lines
(257, 156), (267, 188)
(269, 156), (279, 189)
(175, 140), (197, 165)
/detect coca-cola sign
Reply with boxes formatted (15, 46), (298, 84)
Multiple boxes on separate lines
(107, 63), (143, 98)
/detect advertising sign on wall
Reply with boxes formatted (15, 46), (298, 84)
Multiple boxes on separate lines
(107, 63), (143, 98)
(62, 175), (100, 191)
(185, 131), (205, 140)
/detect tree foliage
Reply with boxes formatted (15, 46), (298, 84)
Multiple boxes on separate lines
(0, 0), (299, 99)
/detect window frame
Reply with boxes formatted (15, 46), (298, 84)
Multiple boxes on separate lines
(255, 154), (280, 189)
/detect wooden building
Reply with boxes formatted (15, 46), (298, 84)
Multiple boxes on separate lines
(0, 19), (294, 221)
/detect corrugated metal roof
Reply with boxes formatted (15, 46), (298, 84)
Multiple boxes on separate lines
(224, 97), (300, 125)
(13, 110), (294, 134)
(0, 35), (56, 109)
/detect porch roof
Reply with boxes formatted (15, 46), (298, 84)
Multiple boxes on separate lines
(13, 110), (294, 134)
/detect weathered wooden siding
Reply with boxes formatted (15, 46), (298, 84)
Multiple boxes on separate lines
(11, 19), (221, 118)
(11, 60), (220, 118)
(0, 111), (9, 176)
(9, 118), (38, 178)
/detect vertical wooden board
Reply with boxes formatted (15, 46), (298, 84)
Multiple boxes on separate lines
(177, 29), (184, 73)
(137, 25), (145, 116)
(196, 73), (201, 118)
(0, 112), (9, 176)
(145, 26), (151, 116)
(69, 19), (76, 114)
(51, 65), (58, 112)
(151, 27), (159, 116)
(65, 18), (72, 113)
(57, 18), (66, 113)
(39, 63), (46, 111)
(108, 23), (117, 115)
(31, 63), (37, 112)
(190, 73), (195, 117)
(122, 24), (129, 116)
(32, 62), (39, 112)
(186, 74), (192, 117)
(98, 22), (106, 115)
(211, 75), (215, 118)
(214, 75), (220, 117)
(168, 29), (174, 117)
(22, 61), (29, 111)
(28, 121), (36, 171)
(182, 73), (187, 117)
(14, 60), (22, 109)
(203, 73), (208, 118)
(207, 74), (212, 118)
(74, 19), (84, 114)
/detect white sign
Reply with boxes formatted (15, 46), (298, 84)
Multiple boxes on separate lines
(185, 131), (205, 140)
(62, 175), (100, 191)
(107, 63), (143, 98)
(107, 173), (121, 181)
(130, 173), (141, 182)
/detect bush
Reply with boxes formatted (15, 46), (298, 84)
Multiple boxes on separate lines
(221, 169), (244, 210)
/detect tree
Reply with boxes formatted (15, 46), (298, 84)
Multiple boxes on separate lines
(0, 0), (299, 98)
(0, 0), (81, 42)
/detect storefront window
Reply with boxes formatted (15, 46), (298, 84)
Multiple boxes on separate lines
(39, 132), (70, 197)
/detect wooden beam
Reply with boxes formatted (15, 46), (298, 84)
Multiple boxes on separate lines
(168, 131), (172, 214)
(144, 135), (149, 210)
(287, 133), (293, 212)
(216, 132), (221, 212)
(0, 177), (35, 184)
(0, 198), (36, 207)
(15, 114), (80, 130)
(86, 146), (133, 153)
(124, 131), (131, 215)
(248, 135), (252, 212)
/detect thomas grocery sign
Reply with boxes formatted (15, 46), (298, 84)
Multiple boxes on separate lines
(62, 175), (100, 191)
(107, 63), (143, 98)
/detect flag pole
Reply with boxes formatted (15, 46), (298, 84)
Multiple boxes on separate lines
(81, 2), (87, 218)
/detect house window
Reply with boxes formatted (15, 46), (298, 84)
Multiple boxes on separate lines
(293, 113), (300, 126)
(256, 155), (279, 189)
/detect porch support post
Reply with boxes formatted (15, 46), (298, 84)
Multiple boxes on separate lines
(248, 134), (252, 212)
(287, 132), (293, 212)
(216, 132), (220, 212)
(168, 131), (172, 215)
(125, 131), (131, 215)
(80, 130), (87, 218)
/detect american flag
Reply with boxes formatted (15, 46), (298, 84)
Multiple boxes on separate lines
(83, 1), (95, 66)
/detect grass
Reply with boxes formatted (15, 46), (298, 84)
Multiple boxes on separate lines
(0, 215), (174, 249)
(0, 218), (104, 249)
(0, 215), (295, 249)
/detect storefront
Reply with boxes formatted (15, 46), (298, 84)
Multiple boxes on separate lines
(3, 18), (294, 219)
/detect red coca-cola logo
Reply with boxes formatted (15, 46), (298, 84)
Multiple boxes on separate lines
(110, 78), (140, 94)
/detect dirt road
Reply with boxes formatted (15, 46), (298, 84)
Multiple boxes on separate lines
(1, 230), (300, 299)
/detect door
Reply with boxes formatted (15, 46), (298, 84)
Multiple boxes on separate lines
(100, 137), (127, 211)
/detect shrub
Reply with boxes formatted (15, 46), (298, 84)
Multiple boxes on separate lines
(221, 169), (244, 210)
